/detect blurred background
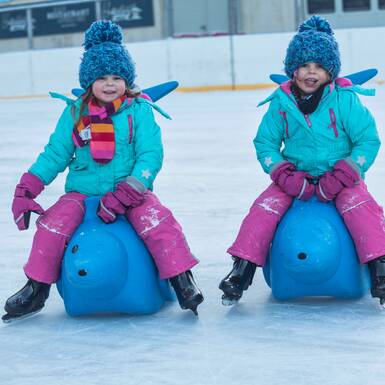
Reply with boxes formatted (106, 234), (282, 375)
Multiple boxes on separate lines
(0, 0), (384, 96)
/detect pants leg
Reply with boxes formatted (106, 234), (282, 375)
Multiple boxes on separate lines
(126, 191), (198, 279)
(335, 180), (385, 263)
(227, 183), (293, 266)
(24, 192), (87, 284)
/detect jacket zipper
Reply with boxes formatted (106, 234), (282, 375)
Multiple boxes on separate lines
(304, 114), (312, 127)
(128, 115), (133, 143)
(328, 108), (338, 137)
(279, 110), (290, 137)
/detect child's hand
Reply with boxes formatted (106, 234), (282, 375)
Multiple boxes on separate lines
(315, 172), (344, 202)
(12, 197), (44, 230)
(316, 160), (360, 202)
(97, 181), (145, 223)
(270, 161), (315, 200)
(12, 172), (45, 230)
(97, 192), (126, 223)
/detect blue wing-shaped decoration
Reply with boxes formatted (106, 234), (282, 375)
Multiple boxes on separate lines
(142, 81), (179, 101)
(269, 74), (291, 84)
(346, 68), (378, 85)
(71, 80), (179, 102)
(270, 68), (378, 85)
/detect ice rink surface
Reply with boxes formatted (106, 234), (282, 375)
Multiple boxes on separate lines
(1, 88), (385, 385)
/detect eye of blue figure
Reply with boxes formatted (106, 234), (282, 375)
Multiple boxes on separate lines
(297, 253), (307, 260)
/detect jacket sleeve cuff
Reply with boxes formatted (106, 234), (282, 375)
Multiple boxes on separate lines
(342, 158), (363, 177)
(124, 176), (147, 193)
(269, 160), (295, 176)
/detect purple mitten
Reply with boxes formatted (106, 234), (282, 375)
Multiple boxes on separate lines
(113, 182), (145, 208)
(12, 172), (45, 230)
(97, 192), (126, 224)
(97, 180), (145, 224)
(333, 159), (360, 188)
(316, 172), (344, 202)
(316, 160), (360, 202)
(271, 161), (315, 200)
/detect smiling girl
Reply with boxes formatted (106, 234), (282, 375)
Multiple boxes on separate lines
(3, 21), (204, 322)
(219, 15), (385, 306)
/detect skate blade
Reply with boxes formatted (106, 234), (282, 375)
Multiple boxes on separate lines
(190, 307), (198, 316)
(221, 297), (239, 306)
(180, 306), (199, 316)
(2, 309), (42, 324)
(181, 298), (203, 316)
(380, 298), (385, 308)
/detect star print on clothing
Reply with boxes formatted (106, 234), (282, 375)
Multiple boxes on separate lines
(141, 169), (152, 179)
(264, 157), (273, 167)
(357, 156), (366, 166)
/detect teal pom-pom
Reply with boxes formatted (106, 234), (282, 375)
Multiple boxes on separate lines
(84, 20), (123, 50)
(298, 15), (333, 35)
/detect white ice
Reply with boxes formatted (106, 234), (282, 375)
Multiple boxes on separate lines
(1, 88), (385, 385)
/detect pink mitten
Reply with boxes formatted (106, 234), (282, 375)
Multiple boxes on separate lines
(12, 172), (45, 230)
(97, 181), (145, 224)
(316, 160), (360, 202)
(316, 172), (344, 202)
(333, 159), (360, 188)
(271, 161), (315, 200)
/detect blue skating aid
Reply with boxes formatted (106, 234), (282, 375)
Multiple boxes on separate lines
(262, 197), (371, 301)
(56, 196), (173, 317)
(269, 68), (378, 85)
(71, 80), (179, 101)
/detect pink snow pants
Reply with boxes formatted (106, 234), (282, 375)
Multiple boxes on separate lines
(228, 180), (385, 266)
(24, 191), (198, 284)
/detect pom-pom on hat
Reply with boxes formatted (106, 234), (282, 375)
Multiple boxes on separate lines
(284, 15), (341, 80)
(79, 20), (136, 89)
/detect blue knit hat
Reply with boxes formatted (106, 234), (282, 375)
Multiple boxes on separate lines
(79, 20), (136, 89)
(284, 15), (341, 80)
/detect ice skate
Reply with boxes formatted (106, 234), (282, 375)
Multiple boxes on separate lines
(2, 278), (51, 323)
(170, 270), (204, 315)
(219, 257), (257, 306)
(368, 257), (385, 306)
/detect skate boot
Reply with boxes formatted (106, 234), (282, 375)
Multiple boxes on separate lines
(2, 278), (51, 323)
(170, 270), (204, 316)
(219, 256), (257, 306)
(368, 256), (385, 306)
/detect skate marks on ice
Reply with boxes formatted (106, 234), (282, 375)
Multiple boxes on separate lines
(2, 91), (385, 385)
(3, 272), (384, 385)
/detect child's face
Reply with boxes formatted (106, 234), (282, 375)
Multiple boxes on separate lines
(92, 75), (126, 105)
(293, 62), (331, 95)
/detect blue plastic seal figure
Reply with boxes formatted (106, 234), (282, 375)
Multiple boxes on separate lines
(263, 197), (371, 301)
(56, 197), (173, 316)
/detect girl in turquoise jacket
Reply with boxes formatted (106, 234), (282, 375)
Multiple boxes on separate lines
(3, 21), (203, 322)
(219, 16), (385, 306)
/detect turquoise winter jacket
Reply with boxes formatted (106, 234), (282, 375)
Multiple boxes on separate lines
(254, 82), (381, 178)
(29, 95), (170, 196)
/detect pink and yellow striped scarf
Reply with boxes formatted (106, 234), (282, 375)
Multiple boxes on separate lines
(73, 95), (128, 164)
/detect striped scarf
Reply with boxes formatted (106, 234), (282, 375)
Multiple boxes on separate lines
(73, 95), (127, 164)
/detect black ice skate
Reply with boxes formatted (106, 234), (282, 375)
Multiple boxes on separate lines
(170, 270), (204, 316)
(368, 256), (385, 306)
(2, 278), (51, 323)
(219, 257), (257, 306)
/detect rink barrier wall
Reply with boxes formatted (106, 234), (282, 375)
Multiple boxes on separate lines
(1, 80), (385, 100)
(1, 26), (384, 97)
(0, 83), (278, 100)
